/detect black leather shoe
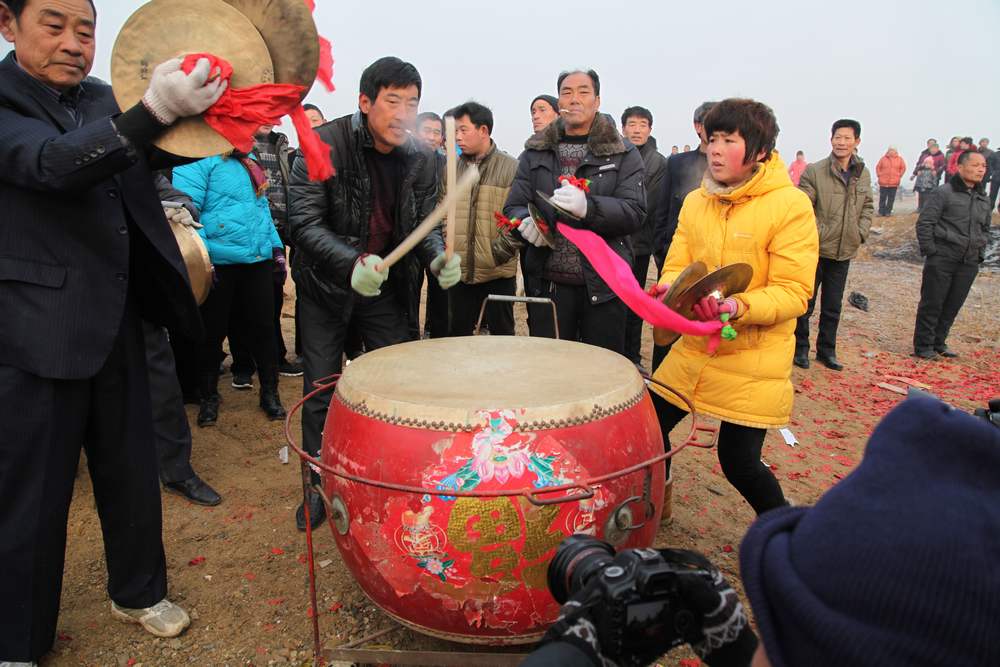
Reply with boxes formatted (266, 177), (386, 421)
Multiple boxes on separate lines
(793, 354), (810, 369)
(164, 475), (222, 506)
(912, 348), (938, 360)
(935, 346), (958, 358)
(816, 355), (844, 371)
(296, 492), (327, 531)
(259, 386), (286, 421)
(197, 394), (220, 427)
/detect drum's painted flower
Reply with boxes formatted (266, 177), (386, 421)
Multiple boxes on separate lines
(472, 444), (532, 484)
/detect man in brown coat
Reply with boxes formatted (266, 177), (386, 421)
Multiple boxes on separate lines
(794, 119), (874, 371)
(444, 101), (519, 336)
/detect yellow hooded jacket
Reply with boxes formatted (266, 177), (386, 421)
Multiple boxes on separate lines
(651, 153), (819, 429)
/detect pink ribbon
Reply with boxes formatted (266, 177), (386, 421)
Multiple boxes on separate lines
(557, 223), (725, 353)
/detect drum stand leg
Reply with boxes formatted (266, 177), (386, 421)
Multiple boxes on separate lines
(321, 623), (529, 666)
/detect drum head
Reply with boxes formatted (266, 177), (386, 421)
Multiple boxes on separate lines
(336, 337), (646, 431)
(111, 0), (273, 158)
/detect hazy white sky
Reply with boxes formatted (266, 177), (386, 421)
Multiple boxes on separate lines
(4, 0), (998, 169)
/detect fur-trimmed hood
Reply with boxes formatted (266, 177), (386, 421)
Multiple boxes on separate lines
(524, 112), (627, 156)
(949, 171), (987, 195)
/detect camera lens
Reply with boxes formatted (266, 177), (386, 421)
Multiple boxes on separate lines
(547, 535), (616, 603)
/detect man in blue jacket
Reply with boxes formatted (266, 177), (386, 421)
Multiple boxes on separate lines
(0, 0), (225, 662)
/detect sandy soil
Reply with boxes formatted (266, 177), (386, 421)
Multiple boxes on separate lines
(47, 212), (998, 666)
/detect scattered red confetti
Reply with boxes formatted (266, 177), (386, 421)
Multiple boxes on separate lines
(297, 554), (308, 564)
(256, 646), (268, 655)
(328, 602), (343, 613)
(307, 606), (316, 618)
(127, 660), (136, 667)
(188, 556), (206, 566)
(267, 598), (285, 606)
(243, 572), (256, 581)
(833, 455), (856, 467)
(57, 633), (72, 641)
(679, 659), (702, 667)
(270, 547), (285, 555)
(721, 544), (734, 553)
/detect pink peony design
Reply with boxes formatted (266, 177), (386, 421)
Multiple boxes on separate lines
(424, 559), (444, 575)
(472, 443), (532, 484)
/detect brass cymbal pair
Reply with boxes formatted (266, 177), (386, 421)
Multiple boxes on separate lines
(652, 263), (754, 346)
(111, 0), (320, 157)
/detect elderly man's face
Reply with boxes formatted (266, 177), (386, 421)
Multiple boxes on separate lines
(0, 0), (96, 90)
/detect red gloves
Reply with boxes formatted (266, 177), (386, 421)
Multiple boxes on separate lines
(692, 296), (739, 322)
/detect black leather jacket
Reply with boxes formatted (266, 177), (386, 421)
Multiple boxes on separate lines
(287, 112), (443, 317)
(502, 113), (646, 305)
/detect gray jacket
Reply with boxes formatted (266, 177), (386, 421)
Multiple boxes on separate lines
(916, 174), (993, 264)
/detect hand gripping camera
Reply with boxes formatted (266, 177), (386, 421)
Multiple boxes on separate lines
(547, 534), (710, 663)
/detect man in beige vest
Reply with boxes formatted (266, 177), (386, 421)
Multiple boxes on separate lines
(444, 102), (519, 335)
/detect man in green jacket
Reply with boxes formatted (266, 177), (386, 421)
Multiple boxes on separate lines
(794, 119), (874, 371)
(444, 102), (519, 336)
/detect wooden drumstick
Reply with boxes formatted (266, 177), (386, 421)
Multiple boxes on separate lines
(376, 165), (480, 272)
(444, 115), (458, 261)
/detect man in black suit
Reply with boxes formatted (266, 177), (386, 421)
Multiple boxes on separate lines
(0, 0), (225, 663)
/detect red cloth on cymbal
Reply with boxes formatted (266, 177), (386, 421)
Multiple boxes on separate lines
(557, 223), (725, 352)
(304, 0), (335, 91)
(180, 54), (334, 181)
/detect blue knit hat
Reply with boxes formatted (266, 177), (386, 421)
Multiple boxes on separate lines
(740, 395), (1000, 667)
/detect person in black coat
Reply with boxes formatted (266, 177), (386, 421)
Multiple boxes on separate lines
(287, 57), (459, 532)
(0, 0), (226, 661)
(498, 70), (646, 353)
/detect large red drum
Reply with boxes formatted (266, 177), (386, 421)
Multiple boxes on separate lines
(321, 336), (665, 644)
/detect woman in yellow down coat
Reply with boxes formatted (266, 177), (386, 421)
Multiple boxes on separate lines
(650, 99), (819, 516)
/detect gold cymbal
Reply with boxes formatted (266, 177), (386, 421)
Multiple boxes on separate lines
(653, 261), (707, 347)
(111, 0), (274, 158)
(170, 221), (214, 305)
(222, 0), (319, 98)
(653, 263), (754, 347)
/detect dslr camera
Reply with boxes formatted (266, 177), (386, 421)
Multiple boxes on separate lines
(547, 534), (709, 663)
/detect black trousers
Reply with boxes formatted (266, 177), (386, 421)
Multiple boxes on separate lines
(913, 254), (979, 352)
(878, 186), (898, 216)
(449, 276), (516, 336)
(143, 321), (195, 483)
(530, 280), (626, 353)
(521, 254), (542, 337)
(625, 253), (652, 364)
(230, 278), (286, 375)
(199, 262), (277, 384)
(650, 392), (786, 515)
(794, 257), (851, 359)
(299, 290), (409, 477)
(989, 179), (1000, 210)
(0, 301), (167, 662)
(424, 267), (450, 338)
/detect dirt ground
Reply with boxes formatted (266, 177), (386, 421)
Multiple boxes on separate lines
(49, 212), (998, 667)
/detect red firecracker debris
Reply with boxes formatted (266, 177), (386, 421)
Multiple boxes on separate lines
(721, 544), (734, 553)
(267, 598), (284, 606)
(270, 547), (285, 555)
(328, 602), (343, 613)
(188, 556), (206, 566)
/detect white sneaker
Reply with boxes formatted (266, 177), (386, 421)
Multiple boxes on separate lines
(111, 598), (191, 638)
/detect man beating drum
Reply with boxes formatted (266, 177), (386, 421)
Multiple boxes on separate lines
(0, 0), (226, 663)
(288, 56), (464, 532)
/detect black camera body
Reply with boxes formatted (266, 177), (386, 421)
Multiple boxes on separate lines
(974, 398), (1000, 429)
(548, 535), (708, 663)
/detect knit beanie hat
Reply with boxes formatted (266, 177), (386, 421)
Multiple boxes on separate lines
(530, 94), (559, 114)
(739, 395), (1000, 667)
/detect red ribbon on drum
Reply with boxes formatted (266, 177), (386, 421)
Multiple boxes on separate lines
(557, 223), (726, 352)
(179, 53), (335, 182)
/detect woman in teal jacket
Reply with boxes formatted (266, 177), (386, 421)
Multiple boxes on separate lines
(173, 152), (287, 426)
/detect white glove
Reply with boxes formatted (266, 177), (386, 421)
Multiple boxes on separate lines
(164, 206), (203, 229)
(142, 57), (227, 125)
(517, 216), (549, 247)
(551, 182), (588, 219)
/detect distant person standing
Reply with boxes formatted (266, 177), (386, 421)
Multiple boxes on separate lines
(988, 146), (1000, 209)
(946, 137), (973, 177)
(415, 111), (449, 339)
(670, 144), (679, 155)
(914, 157), (939, 211)
(875, 146), (906, 216)
(620, 105), (667, 370)
(303, 103), (326, 128)
(530, 94), (559, 133)
(788, 150), (808, 186)
(683, 144), (691, 151)
(649, 101), (716, 371)
(912, 139), (945, 186)
(913, 150), (992, 359)
(793, 119), (873, 371)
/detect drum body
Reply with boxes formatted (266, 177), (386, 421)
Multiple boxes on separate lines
(322, 337), (664, 644)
